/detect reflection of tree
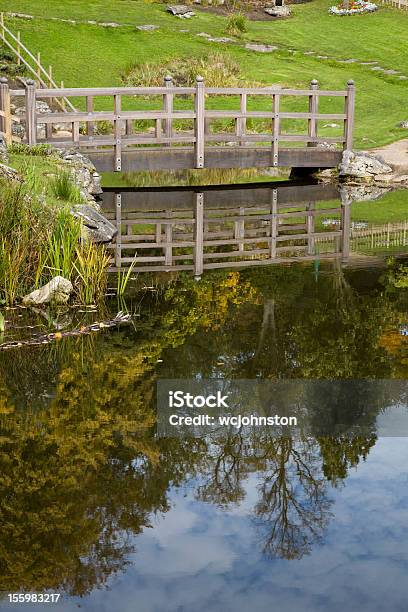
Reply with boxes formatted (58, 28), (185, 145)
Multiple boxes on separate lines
(196, 432), (249, 506)
(254, 437), (331, 560)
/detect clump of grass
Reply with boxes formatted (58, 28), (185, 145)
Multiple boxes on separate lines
(74, 242), (110, 304)
(122, 52), (254, 88)
(50, 170), (83, 203)
(46, 208), (82, 279)
(8, 143), (52, 157)
(225, 12), (247, 37)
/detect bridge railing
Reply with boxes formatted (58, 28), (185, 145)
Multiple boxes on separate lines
(6, 77), (355, 170)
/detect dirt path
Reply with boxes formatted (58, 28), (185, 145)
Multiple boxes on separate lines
(371, 138), (408, 173)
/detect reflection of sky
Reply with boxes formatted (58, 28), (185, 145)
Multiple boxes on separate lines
(2, 438), (408, 612)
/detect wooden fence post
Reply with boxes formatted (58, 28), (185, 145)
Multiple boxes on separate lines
(344, 79), (355, 150)
(17, 31), (21, 65)
(195, 76), (205, 169)
(308, 79), (319, 147)
(194, 192), (204, 278)
(0, 77), (12, 145)
(25, 79), (37, 145)
(163, 75), (173, 146)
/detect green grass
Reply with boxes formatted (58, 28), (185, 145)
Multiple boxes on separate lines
(1, 0), (408, 149)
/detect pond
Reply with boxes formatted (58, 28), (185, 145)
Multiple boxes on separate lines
(0, 183), (408, 612)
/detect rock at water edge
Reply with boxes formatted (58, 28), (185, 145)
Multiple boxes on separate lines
(23, 276), (73, 306)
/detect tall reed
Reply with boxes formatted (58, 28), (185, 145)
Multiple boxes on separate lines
(74, 242), (110, 305)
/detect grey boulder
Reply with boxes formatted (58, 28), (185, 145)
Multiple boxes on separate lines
(72, 205), (118, 244)
(264, 6), (291, 16)
(339, 150), (392, 179)
(167, 5), (195, 16)
(23, 276), (73, 306)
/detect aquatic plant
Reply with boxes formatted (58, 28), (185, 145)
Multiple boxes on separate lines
(116, 259), (137, 297)
(46, 208), (82, 280)
(73, 242), (110, 305)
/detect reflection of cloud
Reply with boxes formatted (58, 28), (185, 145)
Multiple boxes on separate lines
(3, 439), (407, 612)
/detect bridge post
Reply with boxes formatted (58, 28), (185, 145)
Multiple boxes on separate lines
(0, 77), (12, 145)
(344, 80), (355, 150)
(25, 79), (37, 145)
(163, 75), (173, 147)
(114, 94), (122, 171)
(308, 79), (319, 147)
(195, 76), (205, 169)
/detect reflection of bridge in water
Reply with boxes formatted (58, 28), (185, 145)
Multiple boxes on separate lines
(102, 183), (351, 275)
(101, 183), (407, 275)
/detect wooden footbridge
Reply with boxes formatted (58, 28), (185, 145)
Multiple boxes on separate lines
(0, 77), (355, 172)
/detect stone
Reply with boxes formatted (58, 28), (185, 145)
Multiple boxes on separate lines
(397, 121), (408, 129)
(167, 4), (195, 15)
(264, 6), (291, 16)
(167, 4), (195, 16)
(136, 24), (160, 30)
(208, 36), (234, 43)
(72, 205), (118, 244)
(23, 276), (73, 306)
(0, 163), (21, 183)
(245, 43), (278, 52)
(339, 150), (393, 180)
(7, 12), (33, 19)
(0, 136), (8, 163)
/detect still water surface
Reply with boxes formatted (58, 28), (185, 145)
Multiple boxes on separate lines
(1, 185), (408, 611)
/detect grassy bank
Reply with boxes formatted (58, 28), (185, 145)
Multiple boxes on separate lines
(0, 147), (109, 306)
(1, 0), (408, 149)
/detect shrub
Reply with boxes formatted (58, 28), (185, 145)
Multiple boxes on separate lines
(225, 12), (247, 36)
(122, 52), (253, 88)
